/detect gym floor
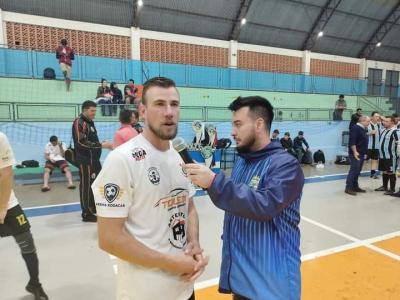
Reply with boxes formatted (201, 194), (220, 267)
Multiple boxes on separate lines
(1, 164), (399, 300)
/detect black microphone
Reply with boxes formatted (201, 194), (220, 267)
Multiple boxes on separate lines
(172, 137), (194, 164)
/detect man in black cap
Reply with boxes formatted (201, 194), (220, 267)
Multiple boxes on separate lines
(271, 129), (280, 142)
(293, 131), (310, 163)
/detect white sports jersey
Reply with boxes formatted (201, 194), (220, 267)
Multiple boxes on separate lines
(0, 132), (19, 209)
(92, 134), (196, 300)
(44, 141), (67, 161)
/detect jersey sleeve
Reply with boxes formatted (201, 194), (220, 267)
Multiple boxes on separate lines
(92, 150), (134, 218)
(0, 133), (16, 169)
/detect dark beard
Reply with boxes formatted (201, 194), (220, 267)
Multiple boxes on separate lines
(236, 134), (256, 154)
(148, 122), (177, 140)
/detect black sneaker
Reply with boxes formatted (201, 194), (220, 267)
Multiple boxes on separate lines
(384, 190), (395, 195)
(391, 191), (400, 197)
(26, 283), (48, 300)
(82, 213), (97, 222)
(375, 186), (387, 192)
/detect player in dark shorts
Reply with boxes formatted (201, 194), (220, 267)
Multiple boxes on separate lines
(0, 131), (48, 300)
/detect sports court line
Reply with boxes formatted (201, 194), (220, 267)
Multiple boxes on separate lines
(193, 229), (400, 291)
(23, 171), (369, 218)
(301, 216), (400, 261)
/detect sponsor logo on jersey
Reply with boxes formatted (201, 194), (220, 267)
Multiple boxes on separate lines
(154, 188), (188, 210)
(97, 184), (125, 208)
(249, 175), (260, 189)
(131, 148), (147, 161)
(148, 167), (160, 185)
(168, 212), (187, 249)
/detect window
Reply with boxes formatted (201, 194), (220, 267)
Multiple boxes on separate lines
(385, 70), (399, 98)
(367, 68), (383, 96)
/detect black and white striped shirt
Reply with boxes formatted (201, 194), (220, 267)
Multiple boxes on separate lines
(367, 122), (381, 150)
(379, 127), (399, 160)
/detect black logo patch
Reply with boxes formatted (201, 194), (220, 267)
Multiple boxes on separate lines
(148, 167), (160, 185)
(132, 148), (147, 161)
(104, 183), (120, 203)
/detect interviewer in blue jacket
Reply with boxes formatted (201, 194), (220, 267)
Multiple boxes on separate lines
(186, 96), (304, 300)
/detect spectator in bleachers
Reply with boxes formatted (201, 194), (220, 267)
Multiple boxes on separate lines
(41, 136), (75, 192)
(271, 129), (280, 142)
(333, 94), (347, 121)
(96, 78), (112, 116)
(131, 110), (143, 134)
(113, 110), (138, 148)
(124, 79), (136, 97)
(124, 86), (135, 105)
(349, 108), (363, 129)
(280, 132), (296, 156)
(293, 131), (311, 163)
(55, 39), (74, 92)
(110, 82), (123, 116)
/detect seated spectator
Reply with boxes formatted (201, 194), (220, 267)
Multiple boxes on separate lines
(293, 131), (311, 163)
(131, 110), (143, 134)
(280, 132), (296, 157)
(113, 110), (138, 148)
(42, 136), (75, 192)
(271, 129), (280, 142)
(124, 86), (135, 106)
(96, 78), (112, 116)
(110, 82), (123, 116)
(124, 79), (136, 96)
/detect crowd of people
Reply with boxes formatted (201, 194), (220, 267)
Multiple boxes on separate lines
(270, 129), (312, 164)
(345, 110), (400, 197)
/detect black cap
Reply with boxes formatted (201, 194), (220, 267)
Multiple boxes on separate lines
(298, 131), (304, 135)
(284, 132), (290, 136)
(273, 129), (279, 134)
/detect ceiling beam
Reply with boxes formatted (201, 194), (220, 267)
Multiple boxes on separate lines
(358, 1), (400, 59)
(228, 0), (253, 41)
(301, 0), (342, 50)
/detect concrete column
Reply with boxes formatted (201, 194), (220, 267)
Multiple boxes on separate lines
(0, 9), (6, 47)
(302, 50), (311, 75)
(229, 40), (238, 68)
(130, 27), (141, 60)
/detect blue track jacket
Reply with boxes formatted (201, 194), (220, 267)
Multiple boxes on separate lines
(207, 142), (304, 300)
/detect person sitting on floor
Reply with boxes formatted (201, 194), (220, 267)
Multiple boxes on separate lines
(280, 132), (296, 157)
(42, 136), (75, 192)
(293, 131), (311, 163)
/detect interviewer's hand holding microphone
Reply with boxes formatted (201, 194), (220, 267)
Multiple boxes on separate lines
(172, 137), (216, 189)
(172, 137), (212, 281)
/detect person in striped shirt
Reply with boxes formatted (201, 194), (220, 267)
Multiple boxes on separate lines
(375, 115), (399, 195)
(366, 111), (382, 179)
(186, 96), (304, 300)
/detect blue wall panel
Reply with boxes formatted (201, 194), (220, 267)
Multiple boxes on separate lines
(82, 56), (126, 82)
(0, 49), (32, 77)
(249, 71), (274, 90)
(159, 63), (187, 86)
(275, 73), (295, 92)
(142, 61), (160, 80)
(0, 47), (371, 96)
(334, 77), (354, 95)
(188, 65), (220, 88)
(126, 60), (143, 84)
(313, 76), (333, 94)
(229, 69), (249, 89)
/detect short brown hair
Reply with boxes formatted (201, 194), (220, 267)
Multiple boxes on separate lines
(141, 77), (177, 105)
(386, 115), (396, 124)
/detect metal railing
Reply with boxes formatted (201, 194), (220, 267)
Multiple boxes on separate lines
(1, 102), (392, 122)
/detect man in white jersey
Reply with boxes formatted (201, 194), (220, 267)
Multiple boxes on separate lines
(0, 132), (48, 300)
(92, 77), (207, 300)
(366, 111), (381, 179)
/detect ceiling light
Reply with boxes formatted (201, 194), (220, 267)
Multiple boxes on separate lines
(317, 31), (323, 38)
(241, 18), (246, 25)
(138, 0), (143, 7)
(376, 42), (381, 47)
